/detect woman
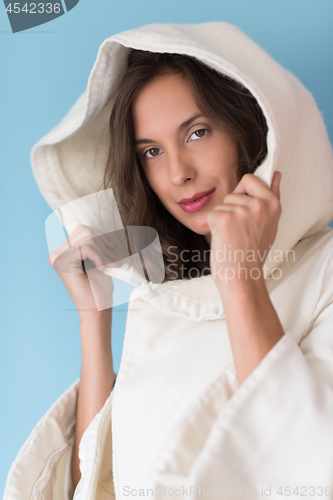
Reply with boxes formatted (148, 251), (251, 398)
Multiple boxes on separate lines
(4, 22), (333, 500)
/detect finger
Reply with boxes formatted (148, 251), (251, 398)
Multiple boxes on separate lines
(88, 234), (120, 265)
(50, 226), (100, 262)
(78, 243), (106, 271)
(212, 204), (236, 212)
(222, 193), (254, 207)
(84, 239), (120, 268)
(50, 226), (119, 268)
(52, 243), (104, 274)
(232, 173), (273, 202)
(51, 237), (120, 272)
(69, 226), (116, 252)
(68, 228), (120, 264)
(270, 171), (281, 200)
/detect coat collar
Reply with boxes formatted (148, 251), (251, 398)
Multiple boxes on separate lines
(130, 275), (225, 321)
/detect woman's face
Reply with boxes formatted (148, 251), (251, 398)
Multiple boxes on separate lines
(132, 73), (239, 244)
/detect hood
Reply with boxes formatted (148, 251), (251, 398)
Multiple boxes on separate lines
(31, 22), (333, 289)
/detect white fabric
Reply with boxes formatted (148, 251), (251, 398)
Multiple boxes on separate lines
(3, 378), (79, 499)
(108, 228), (333, 498)
(4, 22), (333, 500)
(30, 22), (333, 281)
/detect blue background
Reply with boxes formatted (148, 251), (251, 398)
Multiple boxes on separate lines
(1, 0), (333, 493)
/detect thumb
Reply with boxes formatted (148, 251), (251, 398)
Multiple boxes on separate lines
(270, 171), (282, 200)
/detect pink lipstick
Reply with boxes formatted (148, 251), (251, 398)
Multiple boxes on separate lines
(179, 189), (215, 213)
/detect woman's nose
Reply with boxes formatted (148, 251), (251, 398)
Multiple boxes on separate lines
(167, 150), (196, 185)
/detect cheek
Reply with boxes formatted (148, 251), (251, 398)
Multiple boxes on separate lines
(209, 143), (238, 183)
(144, 170), (169, 203)
(204, 149), (237, 180)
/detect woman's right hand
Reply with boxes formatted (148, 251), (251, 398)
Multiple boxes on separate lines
(48, 224), (119, 315)
(50, 226), (119, 488)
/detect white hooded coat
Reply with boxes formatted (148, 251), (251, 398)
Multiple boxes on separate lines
(4, 22), (333, 500)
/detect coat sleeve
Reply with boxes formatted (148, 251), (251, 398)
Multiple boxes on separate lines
(150, 267), (333, 498)
(73, 376), (116, 500)
(3, 374), (117, 500)
(3, 378), (79, 500)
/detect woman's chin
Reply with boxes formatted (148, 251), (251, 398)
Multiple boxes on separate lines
(176, 211), (211, 238)
(188, 221), (211, 238)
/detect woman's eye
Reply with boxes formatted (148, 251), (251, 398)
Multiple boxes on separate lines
(144, 148), (160, 158)
(190, 129), (207, 141)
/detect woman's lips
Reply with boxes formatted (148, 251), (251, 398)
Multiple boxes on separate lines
(179, 189), (215, 213)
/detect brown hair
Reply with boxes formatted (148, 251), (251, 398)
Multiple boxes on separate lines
(100, 49), (268, 282)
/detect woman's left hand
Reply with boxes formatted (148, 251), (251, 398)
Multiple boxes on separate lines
(206, 171), (282, 296)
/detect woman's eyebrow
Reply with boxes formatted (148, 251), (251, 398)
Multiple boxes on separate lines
(135, 138), (155, 146)
(134, 113), (205, 146)
(179, 113), (205, 131)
